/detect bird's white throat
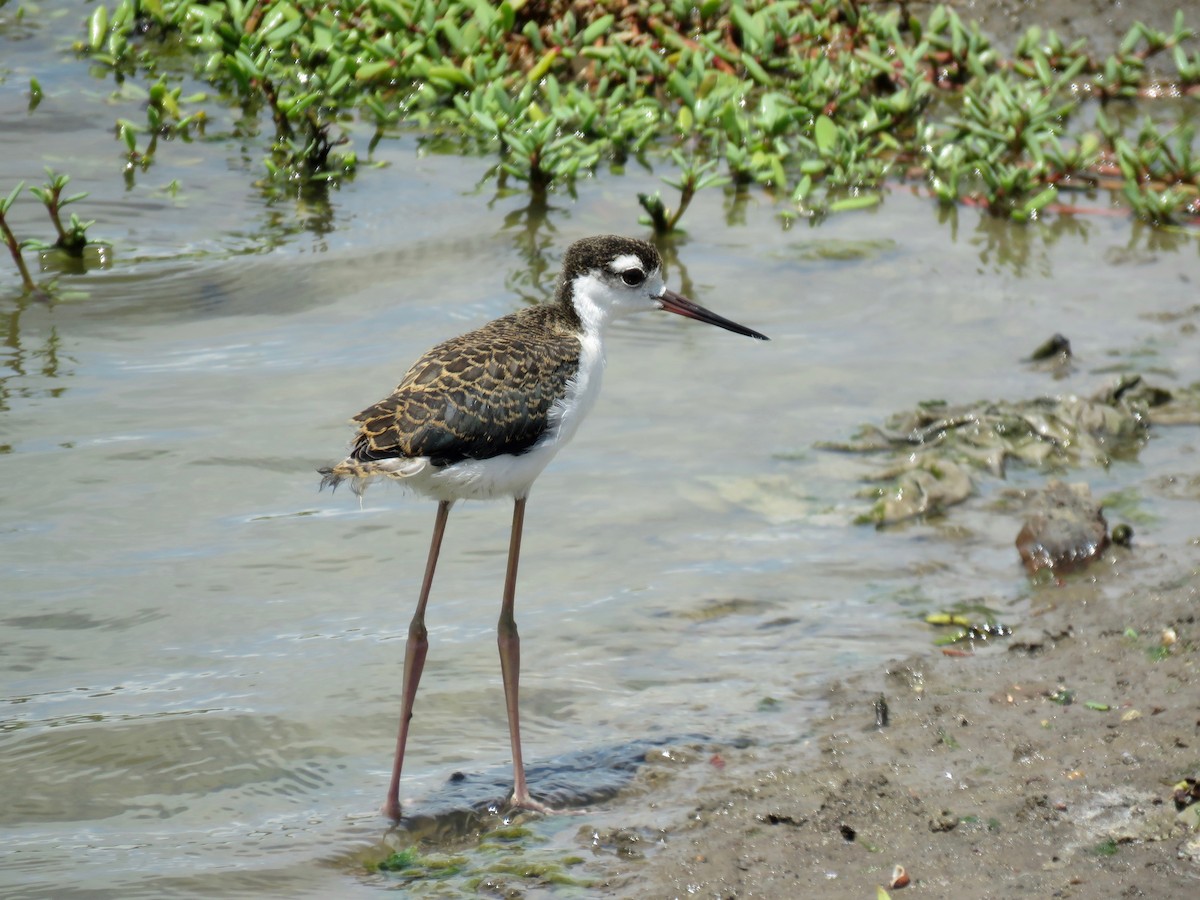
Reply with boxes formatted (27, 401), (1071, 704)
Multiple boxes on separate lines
(568, 268), (666, 336)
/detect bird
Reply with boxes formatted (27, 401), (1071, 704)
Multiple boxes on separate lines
(319, 234), (768, 821)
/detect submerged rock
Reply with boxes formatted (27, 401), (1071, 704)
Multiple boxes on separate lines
(1028, 332), (1074, 379)
(1015, 480), (1110, 575)
(1029, 333), (1072, 361)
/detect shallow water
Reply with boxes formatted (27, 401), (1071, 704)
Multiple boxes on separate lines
(3, 9), (1199, 897)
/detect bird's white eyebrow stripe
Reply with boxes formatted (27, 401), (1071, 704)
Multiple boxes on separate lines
(608, 253), (644, 272)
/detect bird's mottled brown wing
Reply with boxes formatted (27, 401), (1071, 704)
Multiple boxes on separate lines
(347, 310), (582, 467)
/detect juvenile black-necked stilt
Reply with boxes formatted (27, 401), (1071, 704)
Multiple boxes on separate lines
(320, 235), (768, 820)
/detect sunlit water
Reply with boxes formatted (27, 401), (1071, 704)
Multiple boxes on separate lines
(3, 9), (1199, 897)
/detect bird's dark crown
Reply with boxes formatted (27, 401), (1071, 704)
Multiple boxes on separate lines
(554, 235), (662, 304)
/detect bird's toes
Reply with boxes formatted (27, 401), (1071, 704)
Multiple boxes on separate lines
(506, 794), (586, 817)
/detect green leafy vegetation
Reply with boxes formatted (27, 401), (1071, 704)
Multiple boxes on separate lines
(0, 171), (108, 296)
(76, 0), (1198, 222)
(0, 184), (37, 294)
(3, 1), (1199, 288)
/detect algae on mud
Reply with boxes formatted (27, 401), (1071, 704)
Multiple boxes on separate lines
(826, 374), (1200, 526)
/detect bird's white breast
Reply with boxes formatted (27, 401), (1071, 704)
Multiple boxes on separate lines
(546, 328), (606, 450)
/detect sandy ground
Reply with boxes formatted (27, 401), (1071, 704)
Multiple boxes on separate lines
(621, 545), (1200, 898)
(612, 5), (1200, 896)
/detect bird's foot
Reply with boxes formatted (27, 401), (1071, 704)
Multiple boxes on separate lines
(505, 792), (587, 818)
(380, 797), (403, 822)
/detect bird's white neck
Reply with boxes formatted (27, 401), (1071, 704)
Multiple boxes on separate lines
(567, 269), (665, 343)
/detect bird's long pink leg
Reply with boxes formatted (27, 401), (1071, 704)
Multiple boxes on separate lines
(382, 499), (451, 821)
(497, 496), (556, 814)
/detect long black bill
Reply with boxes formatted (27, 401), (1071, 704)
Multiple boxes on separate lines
(656, 288), (770, 341)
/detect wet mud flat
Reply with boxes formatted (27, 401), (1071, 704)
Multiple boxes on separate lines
(625, 544), (1199, 898)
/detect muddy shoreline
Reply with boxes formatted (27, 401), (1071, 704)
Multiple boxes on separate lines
(619, 544), (1199, 897)
(612, 3), (1198, 895)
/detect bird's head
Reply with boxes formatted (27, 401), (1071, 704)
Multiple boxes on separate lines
(556, 235), (769, 341)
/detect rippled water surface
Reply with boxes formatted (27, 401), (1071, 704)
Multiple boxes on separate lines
(3, 9), (1199, 897)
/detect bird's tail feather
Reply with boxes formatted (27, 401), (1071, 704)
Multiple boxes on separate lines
(317, 457), (428, 496)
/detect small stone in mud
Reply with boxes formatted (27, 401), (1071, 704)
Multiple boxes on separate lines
(581, 826), (651, 859)
(1012, 740), (1044, 763)
(1028, 334), (1074, 377)
(1173, 777), (1199, 810)
(1030, 333), (1072, 361)
(929, 810), (960, 832)
(886, 664), (925, 693)
(761, 811), (806, 827)
(1181, 831), (1200, 863)
(1015, 480), (1109, 575)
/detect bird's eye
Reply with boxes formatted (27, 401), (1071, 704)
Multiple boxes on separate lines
(620, 268), (645, 287)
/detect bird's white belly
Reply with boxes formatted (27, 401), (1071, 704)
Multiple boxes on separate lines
(419, 444), (561, 502)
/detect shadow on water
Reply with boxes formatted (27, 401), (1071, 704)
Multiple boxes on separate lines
(333, 735), (727, 895)
(390, 735), (706, 840)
